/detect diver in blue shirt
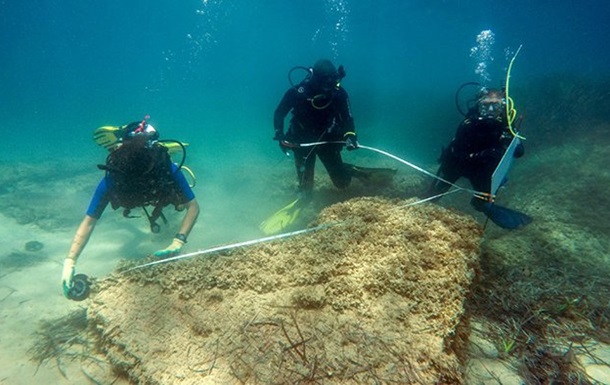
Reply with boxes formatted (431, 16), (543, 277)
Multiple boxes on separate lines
(61, 121), (200, 299)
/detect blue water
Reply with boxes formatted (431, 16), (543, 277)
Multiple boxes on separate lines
(0, 0), (607, 236)
(2, 0), (609, 247)
(2, 1), (608, 162)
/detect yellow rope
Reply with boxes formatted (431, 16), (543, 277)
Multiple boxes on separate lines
(505, 44), (525, 139)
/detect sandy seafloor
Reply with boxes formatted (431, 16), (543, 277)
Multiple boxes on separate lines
(0, 124), (610, 384)
(1, 112), (610, 383)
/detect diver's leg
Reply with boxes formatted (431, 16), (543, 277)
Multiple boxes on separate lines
(294, 147), (316, 198)
(317, 145), (351, 189)
(468, 164), (494, 212)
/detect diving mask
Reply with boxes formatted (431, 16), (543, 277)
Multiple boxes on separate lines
(478, 96), (505, 120)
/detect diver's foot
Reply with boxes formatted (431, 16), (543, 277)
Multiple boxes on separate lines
(297, 190), (313, 203)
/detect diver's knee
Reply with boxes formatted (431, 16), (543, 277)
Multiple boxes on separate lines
(334, 179), (351, 189)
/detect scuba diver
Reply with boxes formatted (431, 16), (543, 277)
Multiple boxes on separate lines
(61, 118), (200, 300)
(426, 86), (532, 229)
(262, 59), (395, 235)
(273, 59), (360, 197)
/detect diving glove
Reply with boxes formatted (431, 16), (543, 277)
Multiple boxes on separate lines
(61, 258), (76, 298)
(153, 237), (185, 258)
(344, 132), (359, 151)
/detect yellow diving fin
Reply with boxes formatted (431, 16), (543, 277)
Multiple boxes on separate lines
(159, 141), (190, 156)
(93, 125), (124, 150)
(259, 199), (303, 235)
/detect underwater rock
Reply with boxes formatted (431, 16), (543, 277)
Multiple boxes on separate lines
(1, 251), (43, 269)
(24, 240), (44, 252)
(88, 197), (483, 384)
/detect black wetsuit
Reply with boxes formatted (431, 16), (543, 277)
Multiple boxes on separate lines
(429, 110), (524, 211)
(274, 79), (356, 195)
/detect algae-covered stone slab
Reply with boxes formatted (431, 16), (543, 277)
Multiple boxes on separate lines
(88, 197), (482, 384)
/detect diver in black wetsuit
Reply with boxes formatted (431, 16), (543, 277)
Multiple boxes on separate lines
(427, 87), (531, 229)
(273, 59), (360, 199)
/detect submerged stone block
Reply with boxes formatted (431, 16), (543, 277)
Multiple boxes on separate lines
(88, 197), (482, 384)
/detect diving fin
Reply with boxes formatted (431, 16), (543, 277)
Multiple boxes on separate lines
(349, 165), (397, 185)
(483, 203), (532, 230)
(259, 199), (304, 235)
(94, 126), (189, 155)
(93, 125), (124, 150)
(160, 141), (190, 155)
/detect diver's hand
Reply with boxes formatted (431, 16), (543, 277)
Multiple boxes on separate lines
(344, 132), (359, 151)
(61, 258), (75, 298)
(278, 141), (290, 156)
(469, 148), (498, 160)
(153, 238), (185, 258)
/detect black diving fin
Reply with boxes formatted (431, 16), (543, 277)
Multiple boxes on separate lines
(349, 165), (397, 185)
(483, 203), (532, 230)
